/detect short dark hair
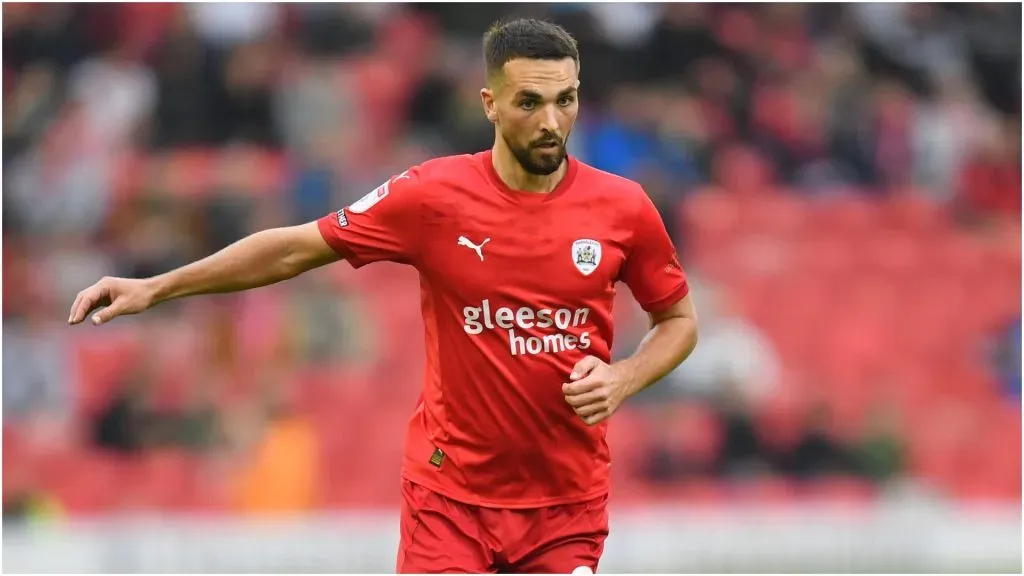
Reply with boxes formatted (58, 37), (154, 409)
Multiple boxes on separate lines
(483, 18), (579, 80)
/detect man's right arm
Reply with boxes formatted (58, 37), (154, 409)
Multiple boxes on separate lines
(152, 222), (340, 301)
(70, 164), (426, 326)
(69, 222), (340, 326)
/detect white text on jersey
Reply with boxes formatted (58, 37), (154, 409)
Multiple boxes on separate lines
(463, 299), (592, 356)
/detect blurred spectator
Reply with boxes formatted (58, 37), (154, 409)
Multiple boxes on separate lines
(174, 378), (227, 453)
(780, 404), (853, 480)
(65, 31), (155, 151)
(292, 4), (374, 58)
(5, 113), (116, 239)
(580, 85), (662, 182)
(2, 4), (94, 74)
(638, 402), (717, 483)
(666, 279), (781, 404)
(187, 3), (280, 48)
(912, 76), (991, 201)
(275, 58), (358, 159)
(200, 150), (260, 252)
(92, 370), (156, 454)
(2, 63), (59, 164)
(955, 4), (1022, 116)
(231, 379), (320, 515)
(852, 401), (907, 484)
(285, 277), (377, 369)
(954, 118), (1022, 225)
(116, 193), (194, 280)
(2, 285), (74, 423)
(852, 4), (969, 97)
(2, 488), (63, 526)
(148, 9), (219, 149)
(713, 379), (775, 478)
(637, 4), (723, 85)
(211, 41), (282, 147)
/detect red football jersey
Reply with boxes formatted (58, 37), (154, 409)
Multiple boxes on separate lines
(318, 151), (689, 508)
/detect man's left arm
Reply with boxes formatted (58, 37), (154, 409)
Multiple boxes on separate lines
(563, 190), (698, 425)
(615, 293), (699, 396)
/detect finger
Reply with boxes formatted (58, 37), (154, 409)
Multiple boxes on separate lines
(70, 288), (101, 325)
(564, 388), (609, 408)
(582, 411), (611, 426)
(569, 355), (602, 380)
(68, 293), (84, 324)
(562, 374), (603, 397)
(91, 301), (124, 326)
(572, 401), (607, 418)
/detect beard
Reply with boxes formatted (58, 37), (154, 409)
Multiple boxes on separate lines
(503, 131), (568, 176)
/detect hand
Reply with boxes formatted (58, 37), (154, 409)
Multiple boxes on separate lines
(68, 276), (157, 326)
(562, 355), (632, 426)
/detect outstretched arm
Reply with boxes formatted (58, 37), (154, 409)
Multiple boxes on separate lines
(69, 222), (340, 326)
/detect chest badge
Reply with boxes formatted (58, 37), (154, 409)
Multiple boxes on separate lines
(571, 239), (602, 276)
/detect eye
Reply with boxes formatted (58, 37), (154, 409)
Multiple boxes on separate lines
(558, 95), (576, 107)
(519, 100), (536, 111)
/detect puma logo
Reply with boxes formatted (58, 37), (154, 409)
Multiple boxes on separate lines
(457, 235), (490, 261)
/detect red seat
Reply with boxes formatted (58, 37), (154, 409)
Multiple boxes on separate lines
(738, 192), (809, 238)
(710, 144), (775, 195)
(122, 450), (199, 512)
(808, 476), (877, 505)
(46, 449), (126, 515)
(881, 192), (947, 237)
(731, 475), (798, 503)
(678, 190), (742, 253)
(607, 408), (652, 483)
(859, 230), (923, 282)
(809, 195), (881, 238)
(73, 329), (143, 415)
(646, 479), (727, 505)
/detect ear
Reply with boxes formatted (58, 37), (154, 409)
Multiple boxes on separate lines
(480, 88), (497, 124)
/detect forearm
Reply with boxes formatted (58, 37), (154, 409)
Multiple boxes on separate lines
(614, 315), (698, 397)
(149, 226), (335, 304)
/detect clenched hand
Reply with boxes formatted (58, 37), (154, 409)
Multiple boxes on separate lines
(562, 355), (632, 426)
(68, 277), (157, 326)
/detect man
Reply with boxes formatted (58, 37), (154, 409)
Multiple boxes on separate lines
(69, 19), (699, 574)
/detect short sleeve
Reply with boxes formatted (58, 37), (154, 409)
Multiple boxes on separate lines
(621, 191), (689, 313)
(317, 168), (424, 268)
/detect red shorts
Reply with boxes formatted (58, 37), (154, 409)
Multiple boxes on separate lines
(397, 479), (609, 574)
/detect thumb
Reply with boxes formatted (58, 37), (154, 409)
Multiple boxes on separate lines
(91, 301), (125, 326)
(570, 356), (602, 381)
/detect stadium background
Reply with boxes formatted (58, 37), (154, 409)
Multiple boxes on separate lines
(2, 2), (1020, 572)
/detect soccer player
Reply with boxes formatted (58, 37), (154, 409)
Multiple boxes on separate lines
(68, 19), (698, 574)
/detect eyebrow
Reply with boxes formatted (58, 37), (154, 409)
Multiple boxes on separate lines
(516, 87), (578, 100)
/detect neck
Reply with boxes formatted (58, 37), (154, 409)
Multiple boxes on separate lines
(491, 139), (566, 194)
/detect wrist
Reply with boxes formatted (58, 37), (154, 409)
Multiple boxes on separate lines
(612, 360), (646, 398)
(145, 275), (170, 305)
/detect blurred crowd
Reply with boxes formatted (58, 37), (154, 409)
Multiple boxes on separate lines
(3, 3), (1021, 522)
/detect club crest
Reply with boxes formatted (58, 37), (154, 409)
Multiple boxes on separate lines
(571, 239), (602, 276)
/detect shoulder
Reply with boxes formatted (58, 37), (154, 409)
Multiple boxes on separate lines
(574, 159), (652, 212)
(373, 154), (478, 207)
(409, 153), (482, 186)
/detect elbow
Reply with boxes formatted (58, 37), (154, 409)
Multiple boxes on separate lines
(682, 316), (699, 357)
(277, 225), (338, 277)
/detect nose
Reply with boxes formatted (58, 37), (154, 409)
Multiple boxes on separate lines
(538, 103), (559, 134)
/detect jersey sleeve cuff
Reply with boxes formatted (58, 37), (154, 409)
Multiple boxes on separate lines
(316, 215), (366, 268)
(639, 281), (690, 313)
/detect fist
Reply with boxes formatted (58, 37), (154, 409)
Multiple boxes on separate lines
(68, 276), (156, 326)
(562, 355), (630, 426)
